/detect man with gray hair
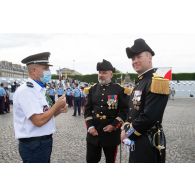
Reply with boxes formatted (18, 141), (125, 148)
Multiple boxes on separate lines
(13, 52), (67, 163)
(84, 59), (129, 163)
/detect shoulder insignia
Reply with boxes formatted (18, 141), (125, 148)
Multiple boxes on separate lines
(124, 87), (133, 95)
(26, 82), (34, 88)
(150, 75), (170, 95)
(83, 87), (90, 95)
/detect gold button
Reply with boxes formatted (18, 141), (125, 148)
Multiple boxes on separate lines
(101, 106), (103, 108)
(102, 115), (106, 119)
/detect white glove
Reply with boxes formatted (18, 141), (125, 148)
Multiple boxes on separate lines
(123, 138), (132, 146)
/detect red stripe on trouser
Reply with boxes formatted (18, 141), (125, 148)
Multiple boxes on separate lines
(113, 146), (118, 163)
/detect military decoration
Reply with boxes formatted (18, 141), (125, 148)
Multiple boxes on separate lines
(132, 90), (142, 110)
(107, 95), (118, 109)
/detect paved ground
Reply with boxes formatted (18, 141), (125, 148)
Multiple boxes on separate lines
(0, 98), (195, 163)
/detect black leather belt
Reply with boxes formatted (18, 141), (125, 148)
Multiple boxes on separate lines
(19, 134), (52, 143)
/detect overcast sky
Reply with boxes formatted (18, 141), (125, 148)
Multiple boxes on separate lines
(0, 33), (195, 74)
(0, 0), (195, 75)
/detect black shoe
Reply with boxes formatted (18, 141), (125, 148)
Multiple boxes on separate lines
(72, 114), (76, 116)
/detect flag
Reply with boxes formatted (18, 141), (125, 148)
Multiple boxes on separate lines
(155, 67), (172, 80)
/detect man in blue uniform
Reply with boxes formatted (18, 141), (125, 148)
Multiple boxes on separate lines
(57, 84), (65, 98)
(13, 52), (67, 163)
(84, 59), (129, 163)
(0, 83), (6, 114)
(121, 39), (169, 163)
(47, 84), (56, 105)
(66, 87), (73, 107)
(72, 83), (81, 116)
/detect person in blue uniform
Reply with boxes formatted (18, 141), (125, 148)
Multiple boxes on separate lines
(13, 52), (67, 163)
(121, 39), (169, 163)
(72, 83), (81, 116)
(80, 86), (86, 114)
(84, 59), (129, 163)
(66, 87), (73, 107)
(47, 84), (56, 105)
(0, 83), (6, 114)
(57, 84), (65, 98)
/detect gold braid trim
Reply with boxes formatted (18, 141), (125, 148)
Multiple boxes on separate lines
(124, 87), (133, 95)
(83, 87), (91, 95)
(150, 74), (170, 95)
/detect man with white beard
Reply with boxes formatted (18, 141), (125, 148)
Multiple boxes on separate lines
(84, 59), (129, 163)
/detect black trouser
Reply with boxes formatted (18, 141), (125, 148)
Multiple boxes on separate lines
(129, 134), (166, 163)
(66, 95), (73, 107)
(19, 135), (53, 163)
(86, 142), (118, 163)
(0, 96), (5, 114)
(73, 97), (81, 116)
(4, 96), (10, 112)
(49, 95), (55, 104)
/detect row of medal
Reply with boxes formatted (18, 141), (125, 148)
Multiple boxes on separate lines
(107, 95), (118, 109)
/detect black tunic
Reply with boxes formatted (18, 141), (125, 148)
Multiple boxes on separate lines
(127, 68), (169, 162)
(84, 82), (129, 147)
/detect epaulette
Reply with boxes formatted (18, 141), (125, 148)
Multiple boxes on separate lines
(83, 83), (96, 95)
(150, 74), (170, 95)
(26, 82), (34, 88)
(83, 87), (91, 95)
(124, 87), (133, 95)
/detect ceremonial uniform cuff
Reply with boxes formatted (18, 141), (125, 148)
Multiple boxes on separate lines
(87, 126), (95, 132)
(85, 116), (94, 129)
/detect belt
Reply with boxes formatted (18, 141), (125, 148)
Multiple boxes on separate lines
(93, 113), (116, 120)
(19, 134), (52, 143)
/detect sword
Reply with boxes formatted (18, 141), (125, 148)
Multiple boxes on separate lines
(152, 122), (166, 161)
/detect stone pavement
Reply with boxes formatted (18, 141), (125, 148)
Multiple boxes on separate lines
(0, 98), (195, 163)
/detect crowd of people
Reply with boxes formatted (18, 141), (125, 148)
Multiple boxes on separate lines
(0, 78), (88, 116)
(46, 79), (88, 116)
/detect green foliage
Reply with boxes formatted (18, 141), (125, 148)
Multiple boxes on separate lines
(52, 73), (195, 82)
(172, 73), (195, 80)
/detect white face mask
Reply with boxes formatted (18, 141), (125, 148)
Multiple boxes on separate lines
(40, 70), (52, 84)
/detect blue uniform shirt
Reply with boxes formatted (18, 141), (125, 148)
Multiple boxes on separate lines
(73, 87), (81, 97)
(57, 88), (64, 96)
(0, 87), (6, 96)
(48, 88), (55, 96)
(66, 88), (72, 96)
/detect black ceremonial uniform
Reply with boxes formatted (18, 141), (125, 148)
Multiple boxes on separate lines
(84, 82), (129, 162)
(127, 68), (169, 163)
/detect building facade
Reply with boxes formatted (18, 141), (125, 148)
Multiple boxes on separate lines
(0, 61), (28, 78)
(56, 67), (81, 79)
